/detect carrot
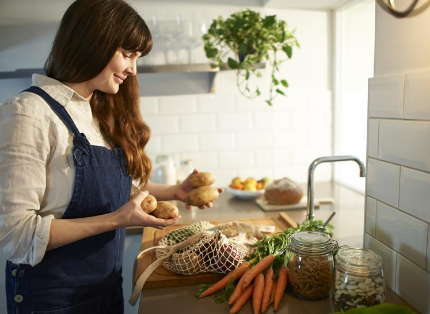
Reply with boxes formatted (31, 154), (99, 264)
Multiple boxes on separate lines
(228, 274), (246, 305)
(252, 273), (264, 314)
(199, 261), (251, 298)
(230, 284), (254, 314)
(260, 268), (274, 313)
(270, 278), (276, 305)
(242, 254), (276, 290)
(273, 266), (288, 312)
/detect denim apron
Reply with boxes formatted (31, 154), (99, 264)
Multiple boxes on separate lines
(5, 86), (132, 314)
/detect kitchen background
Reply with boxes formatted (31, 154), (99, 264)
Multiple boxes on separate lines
(0, 0), (429, 313)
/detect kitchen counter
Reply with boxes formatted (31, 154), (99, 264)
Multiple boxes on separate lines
(134, 182), (417, 313)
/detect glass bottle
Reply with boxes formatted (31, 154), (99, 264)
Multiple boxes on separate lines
(287, 231), (337, 300)
(333, 247), (385, 312)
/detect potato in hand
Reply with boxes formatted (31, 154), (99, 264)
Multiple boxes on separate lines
(140, 195), (157, 214)
(151, 201), (179, 219)
(188, 172), (216, 188)
(187, 186), (219, 207)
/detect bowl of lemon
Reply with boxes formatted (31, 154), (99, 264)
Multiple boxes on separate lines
(226, 177), (272, 200)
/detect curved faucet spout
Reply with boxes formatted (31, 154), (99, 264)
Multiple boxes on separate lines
(307, 155), (366, 220)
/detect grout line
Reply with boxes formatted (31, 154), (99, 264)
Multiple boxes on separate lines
(367, 156), (430, 175)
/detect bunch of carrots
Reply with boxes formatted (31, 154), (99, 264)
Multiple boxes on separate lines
(197, 218), (334, 313)
(198, 255), (288, 314)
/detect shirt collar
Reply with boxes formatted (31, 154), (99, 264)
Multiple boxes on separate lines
(31, 74), (89, 107)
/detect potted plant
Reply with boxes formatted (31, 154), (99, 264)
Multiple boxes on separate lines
(203, 9), (299, 106)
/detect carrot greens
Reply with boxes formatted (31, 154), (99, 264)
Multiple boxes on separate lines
(246, 218), (334, 270)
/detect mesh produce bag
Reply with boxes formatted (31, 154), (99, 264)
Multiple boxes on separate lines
(159, 221), (214, 246)
(129, 221), (274, 306)
(158, 229), (248, 275)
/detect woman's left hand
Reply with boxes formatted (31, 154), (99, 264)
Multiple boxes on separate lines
(174, 169), (224, 210)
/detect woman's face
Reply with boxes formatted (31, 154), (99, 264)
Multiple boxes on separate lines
(89, 48), (141, 94)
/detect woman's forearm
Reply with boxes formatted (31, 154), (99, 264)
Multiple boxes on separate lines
(47, 211), (122, 250)
(145, 182), (179, 201)
(46, 191), (177, 251)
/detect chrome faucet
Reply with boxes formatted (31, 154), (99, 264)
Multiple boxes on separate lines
(307, 155), (366, 220)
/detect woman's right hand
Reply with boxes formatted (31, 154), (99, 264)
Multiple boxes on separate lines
(116, 191), (180, 229)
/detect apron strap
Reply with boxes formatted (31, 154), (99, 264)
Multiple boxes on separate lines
(23, 86), (82, 137)
(23, 85), (91, 164)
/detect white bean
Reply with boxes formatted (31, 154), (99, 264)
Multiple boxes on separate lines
(358, 282), (369, 292)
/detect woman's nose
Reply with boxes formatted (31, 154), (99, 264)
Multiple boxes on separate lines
(126, 60), (137, 76)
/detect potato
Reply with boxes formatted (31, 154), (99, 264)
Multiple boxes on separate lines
(171, 252), (203, 275)
(140, 195), (157, 214)
(188, 172), (216, 188)
(187, 186), (219, 207)
(151, 201), (179, 219)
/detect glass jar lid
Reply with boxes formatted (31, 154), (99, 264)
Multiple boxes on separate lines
(288, 231), (334, 255)
(335, 247), (383, 275)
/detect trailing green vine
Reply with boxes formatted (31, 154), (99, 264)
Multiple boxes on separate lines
(202, 9), (299, 106)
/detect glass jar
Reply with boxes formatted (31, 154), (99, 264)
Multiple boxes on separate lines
(176, 159), (194, 184)
(333, 247), (385, 312)
(151, 154), (177, 185)
(287, 231), (337, 300)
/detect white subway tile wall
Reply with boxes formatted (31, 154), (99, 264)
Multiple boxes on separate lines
(404, 69), (430, 120)
(379, 119), (430, 172)
(368, 74), (404, 119)
(427, 229), (430, 272)
(376, 201), (428, 269)
(366, 158), (400, 208)
(366, 70), (430, 311)
(364, 233), (397, 290)
(367, 119), (379, 158)
(365, 197), (377, 236)
(399, 167), (430, 222)
(197, 94), (235, 113)
(396, 255), (430, 314)
(140, 89), (333, 187)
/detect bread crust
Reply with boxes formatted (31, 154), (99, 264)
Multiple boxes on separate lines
(264, 177), (303, 205)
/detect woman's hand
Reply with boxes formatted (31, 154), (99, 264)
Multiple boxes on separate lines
(116, 191), (180, 229)
(175, 169), (224, 210)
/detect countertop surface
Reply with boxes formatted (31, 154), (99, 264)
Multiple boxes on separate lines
(134, 182), (416, 314)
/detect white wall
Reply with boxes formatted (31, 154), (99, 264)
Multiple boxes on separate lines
(365, 4), (430, 313)
(334, 0), (374, 193)
(0, 1), (334, 187)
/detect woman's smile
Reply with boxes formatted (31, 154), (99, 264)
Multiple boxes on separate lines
(114, 73), (126, 84)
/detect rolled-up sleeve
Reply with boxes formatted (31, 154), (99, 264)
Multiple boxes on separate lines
(0, 98), (54, 266)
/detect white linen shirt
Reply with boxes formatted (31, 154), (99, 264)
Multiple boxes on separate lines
(0, 74), (118, 266)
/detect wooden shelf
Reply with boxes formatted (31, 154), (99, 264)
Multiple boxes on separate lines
(0, 64), (220, 79)
(0, 63), (265, 96)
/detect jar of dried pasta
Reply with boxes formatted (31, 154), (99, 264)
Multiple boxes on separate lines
(287, 231), (337, 300)
(333, 247), (385, 312)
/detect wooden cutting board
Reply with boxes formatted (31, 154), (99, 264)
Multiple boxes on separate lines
(134, 213), (296, 289)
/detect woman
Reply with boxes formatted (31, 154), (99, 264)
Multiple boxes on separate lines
(0, 0), (220, 313)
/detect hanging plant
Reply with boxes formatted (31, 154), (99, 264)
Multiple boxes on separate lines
(203, 9), (299, 106)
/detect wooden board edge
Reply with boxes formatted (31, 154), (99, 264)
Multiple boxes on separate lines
(278, 212), (298, 229)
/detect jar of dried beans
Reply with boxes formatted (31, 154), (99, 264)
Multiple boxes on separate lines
(287, 231), (337, 300)
(333, 247), (385, 312)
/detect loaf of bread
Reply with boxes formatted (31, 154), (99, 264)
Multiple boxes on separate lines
(264, 177), (303, 205)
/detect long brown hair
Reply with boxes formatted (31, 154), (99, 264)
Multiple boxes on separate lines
(45, 0), (153, 187)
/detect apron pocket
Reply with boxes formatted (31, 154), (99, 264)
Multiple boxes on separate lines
(31, 296), (100, 314)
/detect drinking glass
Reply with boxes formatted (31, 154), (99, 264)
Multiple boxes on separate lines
(183, 19), (207, 64)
